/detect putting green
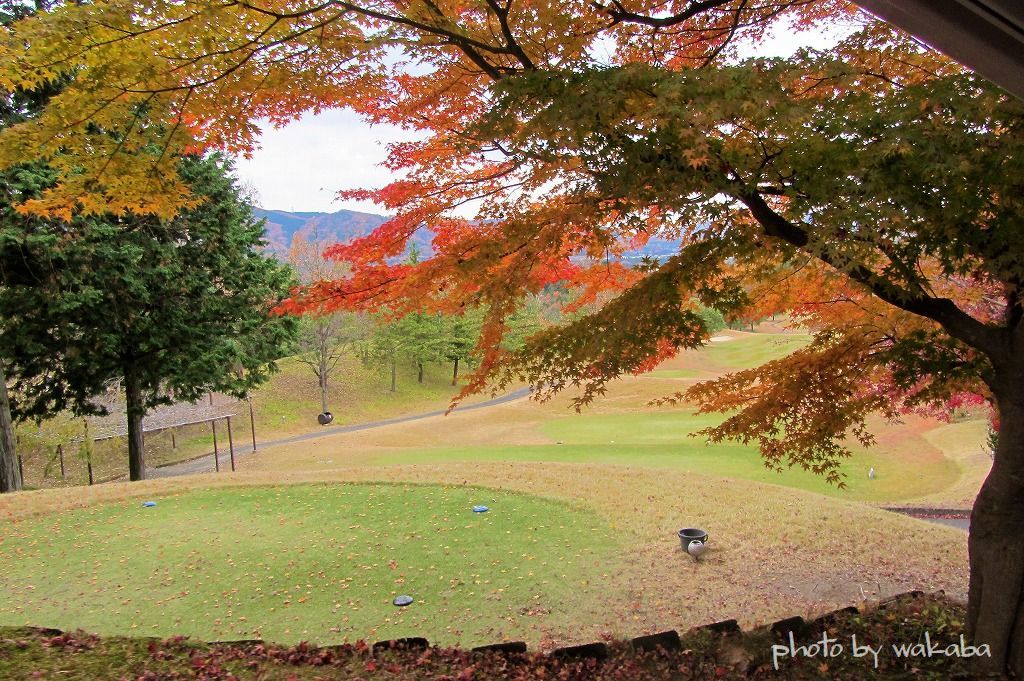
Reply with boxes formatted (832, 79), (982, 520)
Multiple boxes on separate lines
(0, 483), (619, 646)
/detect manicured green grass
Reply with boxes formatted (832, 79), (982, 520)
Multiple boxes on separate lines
(366, 409), (962, 503)
(645, 368), (699, 379)
(0, 483), (619, 647)
(649, 333), (810, 378)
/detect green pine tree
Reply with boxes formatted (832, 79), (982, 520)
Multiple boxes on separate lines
(0, 154), (299, 481)
(0, 0), (66, 492)
(445, 309), (483, 386)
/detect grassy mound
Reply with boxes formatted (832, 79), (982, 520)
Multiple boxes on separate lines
(0, 483), (618, 646)
(0, 464), (969, 649)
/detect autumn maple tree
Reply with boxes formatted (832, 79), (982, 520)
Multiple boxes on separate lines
(1, 0), (1023, 674)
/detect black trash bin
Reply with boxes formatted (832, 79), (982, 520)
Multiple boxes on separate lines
(678, 528), (709, 552)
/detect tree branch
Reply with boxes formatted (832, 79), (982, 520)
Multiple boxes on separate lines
(736, 189), (1007, 362)
(484, 0), (536, 70)
(599, 0), (734, 28)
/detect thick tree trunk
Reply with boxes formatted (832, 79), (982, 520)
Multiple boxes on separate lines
(0, 361), (21, 493)
(968, 377), (1024, 676)
(452, 358), (459, 386)
(124, 367), (146, 481)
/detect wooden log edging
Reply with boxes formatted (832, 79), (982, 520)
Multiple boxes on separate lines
(878, 589), (924, 609)
(372, 637), (430, 653)
(812, 605), (860, 629)
(251, 597), (865, 659)
(631, 629), (681, 652)
(698, 618), (741, 635)
(472, 641), (528, 655)
(769, 615), (806, 639)
(550, 641), (609, 661)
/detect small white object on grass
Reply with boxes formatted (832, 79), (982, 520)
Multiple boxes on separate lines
(868, 467), (876, 479)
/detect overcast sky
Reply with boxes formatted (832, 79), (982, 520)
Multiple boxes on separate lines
(233, 20), (860, 215)
(232, 109), (415, 215)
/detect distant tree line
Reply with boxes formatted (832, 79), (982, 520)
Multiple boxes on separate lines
(288, 232), (559, 406)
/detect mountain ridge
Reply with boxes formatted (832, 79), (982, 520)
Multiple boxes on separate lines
(254, 207), (680, 260)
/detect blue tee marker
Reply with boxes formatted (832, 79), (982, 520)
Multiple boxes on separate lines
(472, 505), (489, 513)
(142, 501), (157, 508)
(393, 595), (414, 607)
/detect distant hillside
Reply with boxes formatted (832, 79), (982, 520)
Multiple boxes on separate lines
(253, 208), (431, 258)
(254, 207), (681, 261)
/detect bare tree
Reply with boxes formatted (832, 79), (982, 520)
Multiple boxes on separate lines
(288, 228), (366, 419)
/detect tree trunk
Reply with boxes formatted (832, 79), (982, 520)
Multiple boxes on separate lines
(452, 358), (459, 386)
(417, 362), (424, 384)
(319, 357), (328, 413)
(390, 356), (396, 392)
(967, 377), (1024, 676)
(0, 361), (21, 493)
(248, 397), (257, 452)
(124, 366), (146, 481)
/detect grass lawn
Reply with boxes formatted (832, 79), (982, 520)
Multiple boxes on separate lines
(0, 465), (969, 650)
(364, 440), (960, 503)
(17, 330), (989, 508)
(0, 329), (985, 653)
(647, 332), (810, 380)
(0, 483), (618, 647)
(253, 379), (975, 505)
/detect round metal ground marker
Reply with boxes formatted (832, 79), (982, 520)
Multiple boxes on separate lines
(393, 595), (414, 607)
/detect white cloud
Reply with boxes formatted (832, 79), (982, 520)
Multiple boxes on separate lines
(233, 109), (418, 214)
